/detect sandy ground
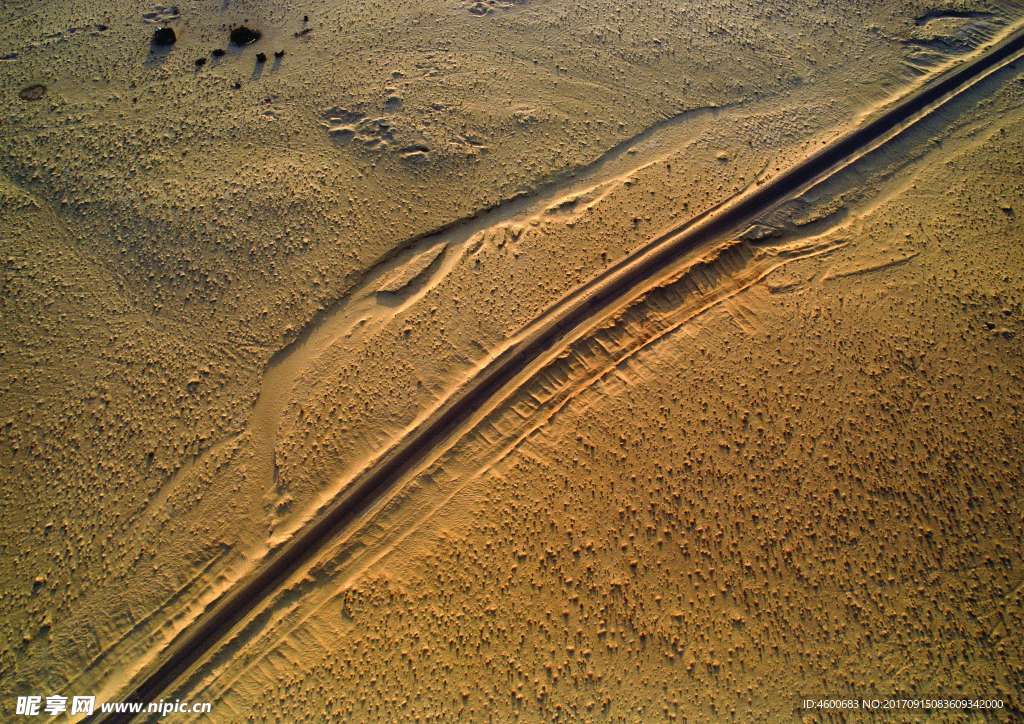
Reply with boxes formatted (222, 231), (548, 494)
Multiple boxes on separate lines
(1, 0), (1023, 719)
(172, 33), (1024, 721)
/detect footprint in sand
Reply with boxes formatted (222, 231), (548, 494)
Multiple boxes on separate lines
(463, 0), (521, 16)
(320, 107), (366, 143)
(321, 106), (432, 161)
(142, 4), (181, 24)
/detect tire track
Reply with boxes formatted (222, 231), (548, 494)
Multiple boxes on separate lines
(91, 23), (1024, 722)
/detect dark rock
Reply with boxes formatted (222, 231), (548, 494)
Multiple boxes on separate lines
(255, 52), (267, 63)
(152, 26), (176, 47)
(195, 57), (207, 67)
(274, 50), (285, 58)
(18, 84), (46, 101)
(232, 80), (242, 89)
(211, 48), (225, 57)
(229, 26), (261, 46)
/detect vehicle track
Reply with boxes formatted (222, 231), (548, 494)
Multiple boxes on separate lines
(91, 23), (1024, 722)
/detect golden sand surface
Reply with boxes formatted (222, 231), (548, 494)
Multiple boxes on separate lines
(1, 0), (1022, 719)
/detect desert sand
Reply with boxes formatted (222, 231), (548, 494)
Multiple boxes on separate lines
(2, 0), (1023, 720)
